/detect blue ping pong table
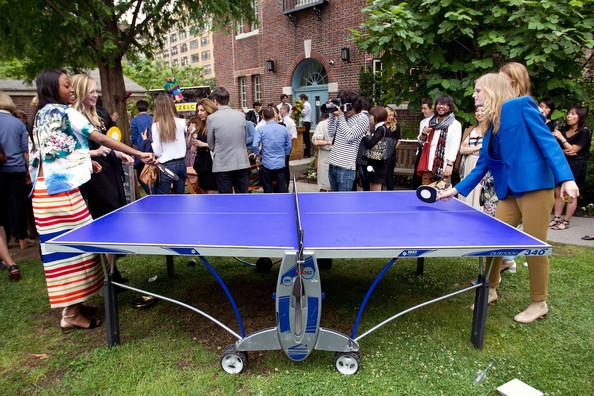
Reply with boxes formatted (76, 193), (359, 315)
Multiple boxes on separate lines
(45, 190), (551, 375)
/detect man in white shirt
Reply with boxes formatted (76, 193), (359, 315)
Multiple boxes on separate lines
(418, 97), (434, 136)
(279, 103), (296, 188)
(276, 94), (292, 114)
(299, 94), (312, 158)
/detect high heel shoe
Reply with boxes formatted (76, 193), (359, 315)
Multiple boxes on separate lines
(60, 314), (102, 333)
(513, 301), (548, 324)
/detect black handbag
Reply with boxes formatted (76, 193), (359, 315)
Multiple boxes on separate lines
(363, 126), (395, 161)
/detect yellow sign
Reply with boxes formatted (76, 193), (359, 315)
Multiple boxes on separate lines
(107, 126), (122, 141)
(175, 102), (197, 112)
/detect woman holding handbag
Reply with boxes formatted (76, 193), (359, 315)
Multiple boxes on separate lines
(363, 106), (392, 191)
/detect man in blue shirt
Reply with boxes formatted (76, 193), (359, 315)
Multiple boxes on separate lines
(252, 107), (292, 193)
(130, 100), (153, 148)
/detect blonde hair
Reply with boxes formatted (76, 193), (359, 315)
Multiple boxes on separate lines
(475, 73), (516, 133)
(192, 98), (217, 137)
(153, 94), (178, 143)
(71, 74), (101, 128)
(0, 91), (16, 112)
(385, 106), (398, 131)
(500, 62), (531, 97)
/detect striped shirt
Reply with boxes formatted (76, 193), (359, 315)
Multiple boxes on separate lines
(328, 112), (370, 170)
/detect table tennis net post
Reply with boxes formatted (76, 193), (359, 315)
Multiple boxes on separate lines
(292, 176), (304, 260)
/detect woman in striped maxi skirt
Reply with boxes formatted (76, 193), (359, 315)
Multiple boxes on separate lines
(30, 70), (154, 331)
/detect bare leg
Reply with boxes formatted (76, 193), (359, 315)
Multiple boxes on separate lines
(370, 183), (382, 191)
(0, 226), (16, 266)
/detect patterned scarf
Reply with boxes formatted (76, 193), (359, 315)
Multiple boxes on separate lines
(428, 112), (455, 179)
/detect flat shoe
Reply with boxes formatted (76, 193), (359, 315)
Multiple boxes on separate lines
(60, 317), (102, 333)
(513, 302), (548, 324)
(8, 264), (20, 281)
(581, 235), (594, 241)
(131, 295), (157, 309)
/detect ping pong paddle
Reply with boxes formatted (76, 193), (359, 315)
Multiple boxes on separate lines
(155, 163), (179, 181)
(416, 185), (438, 203)
(416, 179), (452, 203)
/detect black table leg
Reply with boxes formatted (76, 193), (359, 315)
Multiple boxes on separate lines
(471, 274), (489, 348)
(104, 274), (120, 346)
(416, 258), (424, 275)
(166, 256), (174, 278)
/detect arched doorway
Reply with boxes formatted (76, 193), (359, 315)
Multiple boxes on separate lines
(291, 59), (329, 127)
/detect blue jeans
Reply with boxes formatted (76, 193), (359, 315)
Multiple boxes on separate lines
(155, 158), (187, 194)
(329, 164), (356, 192)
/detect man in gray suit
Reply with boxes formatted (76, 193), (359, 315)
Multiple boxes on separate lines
(207, 87), (251, 193)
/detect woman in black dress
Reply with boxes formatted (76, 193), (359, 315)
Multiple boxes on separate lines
(363, 106), (391, 191)
(384, 105), (402, 190)
(191, 98), (218, 193)
(550, 105), (591, 230)
(72, 74), (133, 282)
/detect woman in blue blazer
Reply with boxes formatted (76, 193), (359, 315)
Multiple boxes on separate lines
(439, 72), (579, 324)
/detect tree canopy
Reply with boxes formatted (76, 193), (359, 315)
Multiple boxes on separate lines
(354, 0), (594, 122)
(0, 0), (254, 142)
(122, 58), (214, 93)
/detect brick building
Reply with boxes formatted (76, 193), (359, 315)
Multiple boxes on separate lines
(213, 0), (373, 127)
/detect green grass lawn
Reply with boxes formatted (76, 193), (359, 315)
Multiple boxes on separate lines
(1, 243), (593, 395)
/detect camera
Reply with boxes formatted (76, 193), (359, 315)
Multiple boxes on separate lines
(321, 98), (353, 114)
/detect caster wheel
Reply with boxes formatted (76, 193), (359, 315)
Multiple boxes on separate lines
(187, 259), (198, 268)
(220, 345), (247, 374)
(255, 257), (273, 273)
(318, 258), (333, 270)
(334, 352), (360, 375)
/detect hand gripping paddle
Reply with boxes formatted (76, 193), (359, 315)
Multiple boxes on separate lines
(416, 179), (452, 203)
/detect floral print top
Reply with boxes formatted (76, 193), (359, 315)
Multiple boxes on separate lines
(29, 104), (95, 195)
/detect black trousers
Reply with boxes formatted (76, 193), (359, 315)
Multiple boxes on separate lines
(260, 166), (288, 193)
(302, 121), (312, 158)
(216, 169), (250, 194)
(0, 172), (29, 239)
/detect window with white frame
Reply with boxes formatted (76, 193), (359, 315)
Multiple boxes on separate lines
(180, 43), (188, 53)
(190, 40), (199, 50)
(181, 57), (188, 66)
(191, 54), (199, 63)
(179, 29), (187, 40)
(171, 46), (178, 55)
(204, 64), (212, 75)
(200, 36), (209, 46)
(172, 59), (179, 66)
(170, 33), (177, 43)
(252, 75), (261, 103)
(201, 51), (210, 61)
(239, 77), (247, 109)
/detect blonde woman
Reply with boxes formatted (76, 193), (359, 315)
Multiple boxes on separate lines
(190, 98), (218, 193)
(151, 94), (187, 194)
(439, 73), (578, 324)
(499, 62), (531, 97)
(384, 105), (401, 190)
(71, 74), (134, 285)
(71, 74), (133, 218)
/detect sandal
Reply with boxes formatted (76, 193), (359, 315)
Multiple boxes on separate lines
(60, 314), (102, 333)
(548, 216), (561, 228)
(8, 264), (20, 281)
(551, 219), (569, 230)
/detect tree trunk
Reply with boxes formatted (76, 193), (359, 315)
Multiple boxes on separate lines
(97, 58), (131, 145)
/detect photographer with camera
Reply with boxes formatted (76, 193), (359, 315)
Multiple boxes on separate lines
(325, 89), (370, 191)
